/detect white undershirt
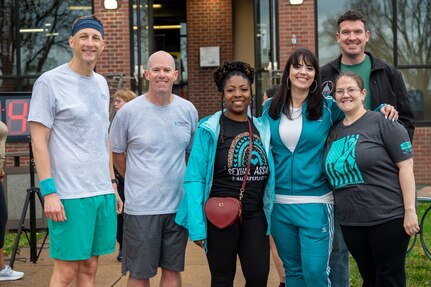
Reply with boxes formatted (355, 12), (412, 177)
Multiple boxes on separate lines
(279, 107), (302, 152)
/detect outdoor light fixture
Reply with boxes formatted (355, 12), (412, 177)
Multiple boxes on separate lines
(289, 0), (304, 5)
(19, 28), (44, 33)
(68, 6), (92, 10)
(104, 0), (118, 10)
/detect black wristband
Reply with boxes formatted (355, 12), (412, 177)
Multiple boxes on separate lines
(111, 178), (119, 185)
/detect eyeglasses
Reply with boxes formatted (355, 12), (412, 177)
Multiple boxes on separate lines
(113, 98), (124, 104)
(335, 87), (361, 97)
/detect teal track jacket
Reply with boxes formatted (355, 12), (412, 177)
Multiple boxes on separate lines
(262, 98), (344, 197)
(175, 111), (275, 242)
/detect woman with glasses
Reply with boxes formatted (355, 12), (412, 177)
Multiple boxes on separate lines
(113, 89), (136, 113)
(111, 88), (136, 261)
(323, 71), (419, 287)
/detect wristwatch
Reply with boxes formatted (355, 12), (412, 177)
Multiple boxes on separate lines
(111, 178), (119, 185)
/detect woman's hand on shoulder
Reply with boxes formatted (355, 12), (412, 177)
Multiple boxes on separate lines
(380, 104), (399, 121)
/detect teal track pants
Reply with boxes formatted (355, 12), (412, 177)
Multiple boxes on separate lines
(271, 203), (334, 287)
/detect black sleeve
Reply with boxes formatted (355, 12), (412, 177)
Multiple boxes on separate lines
(393, 68), (415, 141)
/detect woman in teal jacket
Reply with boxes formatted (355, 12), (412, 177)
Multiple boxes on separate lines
(263, 48), (343, 287)
(176, 61), (275, 287)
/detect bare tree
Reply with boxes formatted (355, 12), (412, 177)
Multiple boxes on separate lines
(0, 0), (91, 90)
(0, 0), (15, 88)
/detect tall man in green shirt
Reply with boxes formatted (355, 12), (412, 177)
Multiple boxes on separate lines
(320, 10), (415, 287)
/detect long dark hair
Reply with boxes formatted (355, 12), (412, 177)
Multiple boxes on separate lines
(268, 48), (323, 121)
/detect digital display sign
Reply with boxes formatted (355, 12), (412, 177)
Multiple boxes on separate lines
(0, 92), (32, 142)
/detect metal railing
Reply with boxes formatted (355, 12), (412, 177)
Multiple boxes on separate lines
(407, 196), (431, 259)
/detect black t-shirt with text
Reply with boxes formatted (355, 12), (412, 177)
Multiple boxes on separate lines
(210, 115), (269, 217)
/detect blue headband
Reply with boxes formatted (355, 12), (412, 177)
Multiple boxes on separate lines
(71, 18), (104, 39)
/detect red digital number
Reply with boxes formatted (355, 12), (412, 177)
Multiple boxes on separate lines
(6, 99), (29, 135)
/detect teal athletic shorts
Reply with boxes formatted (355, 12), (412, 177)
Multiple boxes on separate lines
(48, 193), (117, 260)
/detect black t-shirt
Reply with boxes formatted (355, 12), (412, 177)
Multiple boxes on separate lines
(210, 115), (270, 217)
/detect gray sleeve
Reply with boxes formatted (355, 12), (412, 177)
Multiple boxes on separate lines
(110, 112), (128, 153)
(186, 104), (199, 153)
(380, 118), (413, 163)
(27, 79), (56, 128)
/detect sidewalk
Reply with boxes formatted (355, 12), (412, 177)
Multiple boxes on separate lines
(5, 186), (430, 286)
(4, 240), (279, 286)
(418, 185), (431, 198)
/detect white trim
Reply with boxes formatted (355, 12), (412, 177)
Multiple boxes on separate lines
(274, 192), (334, 204)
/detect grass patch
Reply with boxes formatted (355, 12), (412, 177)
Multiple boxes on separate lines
(3, 231), (46, 257)
(349, 202), (431, 287)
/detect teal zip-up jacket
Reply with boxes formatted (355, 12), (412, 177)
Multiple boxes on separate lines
(175, 111), (275, 242)
(262, 98), (344, 197)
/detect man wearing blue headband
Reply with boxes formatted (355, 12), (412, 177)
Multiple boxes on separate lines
(28, 15), (122, 286)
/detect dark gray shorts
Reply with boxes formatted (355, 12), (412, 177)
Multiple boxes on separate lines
(121, 213), (188, 279)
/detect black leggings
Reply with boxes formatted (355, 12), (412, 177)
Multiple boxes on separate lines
(0, 182), (7, 248)
(116, 178), (125, 248)
(206, 212), (269, 287)
(341, 218), (409, 287)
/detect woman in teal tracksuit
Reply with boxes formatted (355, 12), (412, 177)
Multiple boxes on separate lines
(263, 48), (343, 287)
(176, 61), (275, 287)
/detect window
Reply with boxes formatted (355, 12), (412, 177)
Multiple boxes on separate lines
(396, 1), (430, 66)
(254, 0), (278, 115)
(0, 0), (92, 91)
(317, 0), (431, 123)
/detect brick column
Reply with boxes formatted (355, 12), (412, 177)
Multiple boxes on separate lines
(278, 0), (316, 67)
(187, 0), (233, 118)
(95, 2), (132, 91)
(413, 128), (431, 184)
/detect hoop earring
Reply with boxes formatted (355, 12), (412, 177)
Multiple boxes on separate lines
(309, 80), (317, 93)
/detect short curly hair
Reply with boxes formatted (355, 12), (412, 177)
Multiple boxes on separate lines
(213, 61), (255, 92)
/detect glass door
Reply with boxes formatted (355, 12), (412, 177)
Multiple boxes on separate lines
(132, 0), (152, 95)
(131, 0), (186, 96)
(254, 0), (278, 115)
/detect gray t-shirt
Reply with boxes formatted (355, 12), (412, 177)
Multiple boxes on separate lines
(110, 95), (198, 215)
(324, 111), (413, 226)
(28, 64), (114, 199)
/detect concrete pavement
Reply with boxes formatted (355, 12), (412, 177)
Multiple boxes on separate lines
(4, 187), (431, 286)
(4, 240), (280, 286)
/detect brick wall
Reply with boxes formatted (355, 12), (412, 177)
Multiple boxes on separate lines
(5, 142), (30, 168)
(95, 2), (132, 93)
(7, 1), (429, 185)
(278, 0), (316, 67)
(187, 0), (233, 118)
(412, 128), (431, 184)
